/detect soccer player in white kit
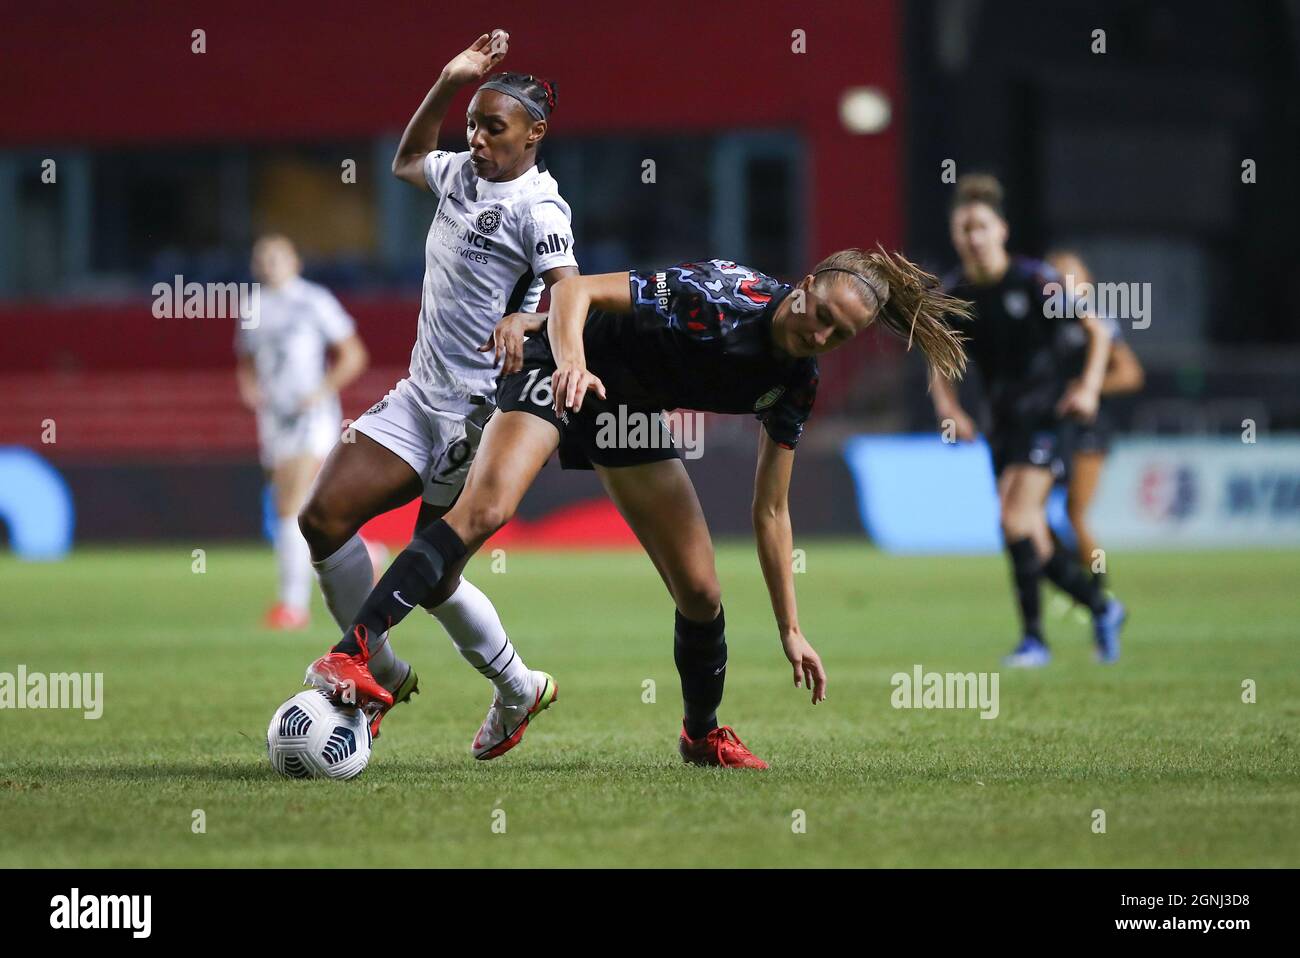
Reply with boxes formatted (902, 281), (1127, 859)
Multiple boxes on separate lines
(298, 30), (579, 748)
(236, 235), (369, 630)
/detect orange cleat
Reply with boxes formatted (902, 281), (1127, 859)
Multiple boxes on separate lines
(263, 603), (309, 630)
(678, 725), (769, 770)
(304, 626), (394, 736)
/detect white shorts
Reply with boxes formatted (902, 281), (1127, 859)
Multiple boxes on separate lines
(350, 378), (495, 506)
(258, 399), (342, 470)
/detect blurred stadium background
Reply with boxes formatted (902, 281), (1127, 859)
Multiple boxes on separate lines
(3, 0), (1300, 876)
(1, 0), (1297, 558)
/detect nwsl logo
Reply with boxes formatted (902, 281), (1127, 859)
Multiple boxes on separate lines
(1139, 464), (1197, 520)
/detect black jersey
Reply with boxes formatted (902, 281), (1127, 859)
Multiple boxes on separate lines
(1057, 311), (1122, 378)
(943, 257), (1078, 426)
(578, 259), (819, 448)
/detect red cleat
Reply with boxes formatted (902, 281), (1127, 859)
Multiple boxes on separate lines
(678, 725), (769, 770)
(304, 626), (393, 730)
(263, 603), (309, 630)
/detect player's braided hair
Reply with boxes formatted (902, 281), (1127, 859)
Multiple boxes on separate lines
(480, 72), (558, 121)
(812, 245), (972, 381)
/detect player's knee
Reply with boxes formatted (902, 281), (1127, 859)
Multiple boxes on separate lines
(460, 497), (514, 544)
(675, 581), (722, 623)
(298, 495), (351, 555)
(1000, 508), (1036, 542)
(421, 576), (458, 610)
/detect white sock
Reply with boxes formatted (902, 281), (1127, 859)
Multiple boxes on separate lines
(313, 533), (403, 688)
(276, 516), (314, 613)
(430, 578), (533, 705)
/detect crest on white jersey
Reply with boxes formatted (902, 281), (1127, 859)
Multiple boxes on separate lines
(476, 206), (503, 236)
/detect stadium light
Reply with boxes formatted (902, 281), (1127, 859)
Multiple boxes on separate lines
(839, 86), (892, 134)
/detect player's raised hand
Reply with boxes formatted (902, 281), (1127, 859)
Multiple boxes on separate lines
(781, 628), (827, 704)
(552, 360), (605, 416)
(442, 29), (510, 86)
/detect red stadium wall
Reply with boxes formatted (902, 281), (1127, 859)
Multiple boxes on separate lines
(0, 2), (900, 548)
(0, 299), (419, 375)
(1, 0), (902, 264)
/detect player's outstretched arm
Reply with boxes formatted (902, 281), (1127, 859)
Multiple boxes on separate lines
(547, 272), (632, 414)
(753, 428), (827, 704)
(391, 29), (510, 189)
(479, 265), (579, 374)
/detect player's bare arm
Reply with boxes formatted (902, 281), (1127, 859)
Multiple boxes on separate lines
(546, 272), (633, 414)
(235, 352), (261, 412)
(300, 333), (368, 412)
(930, 364), (977, 441)
(1056, 312), (1112, 421)
(753, 427), (827, 703)
(1101, 339), (1145, 396)
(391, 29), (511, 189)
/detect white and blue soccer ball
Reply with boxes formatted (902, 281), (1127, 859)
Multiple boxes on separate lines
(267, 689), (372, 780)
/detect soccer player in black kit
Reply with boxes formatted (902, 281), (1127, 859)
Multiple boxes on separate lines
(930, 175), (1127, 667)
(309, 248), (972, 767)
(1046, 249), (1145, 596)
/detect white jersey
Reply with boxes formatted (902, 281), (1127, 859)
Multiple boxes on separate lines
(235, 276), (355, 418)
(411, 150), (577, 403)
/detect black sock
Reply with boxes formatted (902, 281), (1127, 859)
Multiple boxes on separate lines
(334, 519), (467, 656)
(1005, 538), (1044, 640)
(1043, 548), (1108, 615)
(674, 606), (726, 741)
(1051, 533), (1080, 567)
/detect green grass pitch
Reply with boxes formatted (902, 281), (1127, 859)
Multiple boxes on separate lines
(1, 541), (1297, 867)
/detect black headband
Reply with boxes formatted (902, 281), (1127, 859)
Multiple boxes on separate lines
(478, 79), (549, 121)
(814, 267), (885, 310)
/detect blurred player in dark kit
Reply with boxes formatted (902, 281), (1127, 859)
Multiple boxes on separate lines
(931, 175), (1127, 666)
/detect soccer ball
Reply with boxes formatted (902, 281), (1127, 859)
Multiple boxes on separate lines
(267, 689), (372, 780)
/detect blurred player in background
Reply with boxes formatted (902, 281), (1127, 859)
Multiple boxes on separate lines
(299, 30), (579, 728)
(931, 175), (1127, 667)
(1046, 249), (1145, 595)
(312, 249), (972, 767)
(236, 234), (369, 629)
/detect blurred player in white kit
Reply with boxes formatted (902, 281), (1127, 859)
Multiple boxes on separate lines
(235, 235), (370, 629)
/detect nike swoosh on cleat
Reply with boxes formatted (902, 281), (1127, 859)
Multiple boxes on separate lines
(393, 591), (415, 609)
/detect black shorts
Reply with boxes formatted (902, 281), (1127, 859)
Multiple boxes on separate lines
(497, 337), (684, 471)
(1073, 409), (1114, 456)
(988, 418), (1075, 479)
